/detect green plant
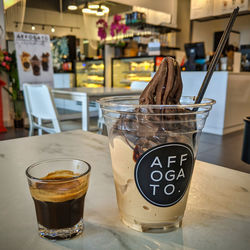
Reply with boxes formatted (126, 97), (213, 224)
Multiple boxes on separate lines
(51, 37), (69, 71)
(2, 51), (23, 120)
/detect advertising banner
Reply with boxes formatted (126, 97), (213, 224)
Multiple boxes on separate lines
(14, 32), (54, 89)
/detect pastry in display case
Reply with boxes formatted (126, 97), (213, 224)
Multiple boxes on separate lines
(112, 56), (164, 88)
(76, 59), (105, 88)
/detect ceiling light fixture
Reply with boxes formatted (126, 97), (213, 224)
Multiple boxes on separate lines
(15, 22), (18, 28)
(68, 5), (78, 10)
(101, 5), (109, 14)
(82, 1), (91, 13)
(51, 27), (55, 33)
(96, 5), (104, 16)
(83, 40), (89, 44)
(88, 4), (99, 9)
(42, 25), (45, 30)
(67, 0), (78, 10)
(31, 24), (35, 31)
(82, 3), (109, 15)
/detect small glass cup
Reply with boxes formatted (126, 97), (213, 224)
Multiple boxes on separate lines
(99, 96), (215, 233)
(26, 159), (91, 240)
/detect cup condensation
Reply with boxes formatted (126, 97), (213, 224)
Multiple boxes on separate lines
(100, 96), (215, 232)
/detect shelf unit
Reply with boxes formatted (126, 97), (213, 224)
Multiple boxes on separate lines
(191, 10), (250, 22)
(111, 56), (165, 88)
(76, 59), (105, 88)
(128, 22), (181, 34)
(189, 10), (250, 42)
(138, 43), (180, 51)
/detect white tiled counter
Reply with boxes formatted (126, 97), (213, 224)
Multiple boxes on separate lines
(0, 130), (249, 249)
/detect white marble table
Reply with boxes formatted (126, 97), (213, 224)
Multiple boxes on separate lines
(52, 87), (142, 131)
(0, 130), (249, 250)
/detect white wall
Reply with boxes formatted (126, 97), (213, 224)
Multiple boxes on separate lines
(5, 6), (99, 40)
(5, 2), (179, 43)
(176, 0), (191, 50)
(192, 14), (250, 53)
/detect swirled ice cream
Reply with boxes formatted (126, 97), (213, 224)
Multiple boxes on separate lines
(108, 57), (197, 232)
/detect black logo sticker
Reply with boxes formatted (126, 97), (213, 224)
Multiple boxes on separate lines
(134, 143), (194, 207)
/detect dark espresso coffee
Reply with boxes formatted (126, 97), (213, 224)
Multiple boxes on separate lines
(29, 170), (89, 230)
(33, 194), (86, 229)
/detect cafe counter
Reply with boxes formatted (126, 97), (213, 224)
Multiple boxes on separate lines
(181, 71), (250, 135)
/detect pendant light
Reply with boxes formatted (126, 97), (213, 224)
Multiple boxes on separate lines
(82, 1), (91, 13)
(68, 0), (78, 10)
(82, 1), (109, 15)
(96, 5), (104, 16)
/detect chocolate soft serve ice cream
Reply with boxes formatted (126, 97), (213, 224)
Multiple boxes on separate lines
(99, 56), (216, 233)
(139, 57), (182, 105)
(112, 57), (196, 159)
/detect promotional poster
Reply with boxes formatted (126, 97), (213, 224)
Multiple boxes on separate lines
(14, 32), (54, 89)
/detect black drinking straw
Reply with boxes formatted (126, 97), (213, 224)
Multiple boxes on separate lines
(194, 7), (239, 105)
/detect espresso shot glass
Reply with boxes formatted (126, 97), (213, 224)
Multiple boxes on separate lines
(26, 159), (91, 240)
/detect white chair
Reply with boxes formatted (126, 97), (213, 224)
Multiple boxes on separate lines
(97, 103), (104, 134)
(130, 81), (148, 90)
(23, 83), (81, 136)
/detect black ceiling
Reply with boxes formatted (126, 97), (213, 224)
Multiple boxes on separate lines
(26, 0), (61, 12)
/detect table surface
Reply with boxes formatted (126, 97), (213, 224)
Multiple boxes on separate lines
(0, 130), (249, 250)
(52, 87), (142, 97)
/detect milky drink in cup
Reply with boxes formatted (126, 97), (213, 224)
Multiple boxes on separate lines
(100, 57), (215, 232)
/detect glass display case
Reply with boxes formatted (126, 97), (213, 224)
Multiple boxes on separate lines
(112, 56), (164, 88)
(76, 59), (105, 88)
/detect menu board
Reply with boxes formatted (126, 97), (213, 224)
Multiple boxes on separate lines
(14, 32), (54, 90)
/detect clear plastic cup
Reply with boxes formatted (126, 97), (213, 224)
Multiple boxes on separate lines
(99, 96), (215, 233)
